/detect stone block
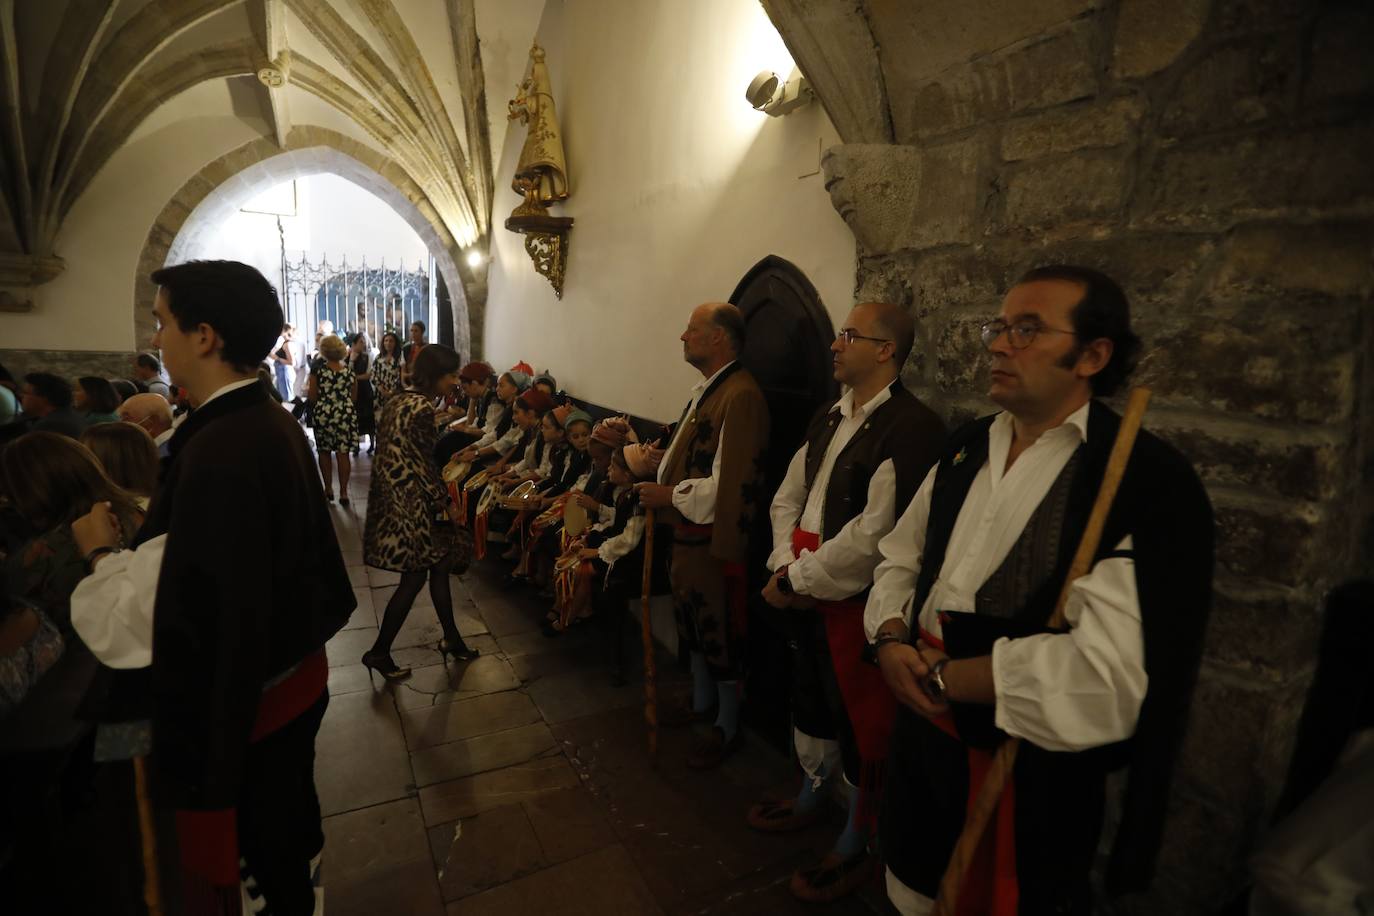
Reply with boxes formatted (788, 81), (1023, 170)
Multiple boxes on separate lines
(909, 246), (1021, 317)
(1211, 497), (1324, 586)
(1212, 0), (1312, 34)
(905, 18), (1098, 142)
(0, 349), (135, 380)
(1111, 0), (1210, 79)
(1207, 221), (1374, 302)
(1001, 96), (1145, 161)
(1135, 119), (1374, 230)
(1153, 418), (1348, 502)
(1159, 36), (1300, 139)
(822, 140), (979, 254)
(1024, 233), (1216, 314)
(1306, 4), (1374, 105)
(1202, 583), (1323, 679)
(996, 151), (1130, 233)
(1123, 794), (1252, 914)
(931, 313), (990, 395)
(1135, 302), (1358, 424)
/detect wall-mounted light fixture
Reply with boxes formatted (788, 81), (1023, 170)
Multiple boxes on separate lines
(745, 70), (814, 117)
(466, 250), (484, 269)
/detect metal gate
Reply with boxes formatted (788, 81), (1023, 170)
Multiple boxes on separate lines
(281, 252), (435, 345)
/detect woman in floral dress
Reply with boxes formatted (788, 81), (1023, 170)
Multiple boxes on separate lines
(373, 331), (403, 406)
(361, 344), (478, 680)
(307, 334), (358, 504)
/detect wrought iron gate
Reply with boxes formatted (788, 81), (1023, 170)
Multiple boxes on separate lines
(281, 252), (435, 345)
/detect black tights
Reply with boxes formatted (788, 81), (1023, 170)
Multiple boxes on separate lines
(370, 561), (467, 657)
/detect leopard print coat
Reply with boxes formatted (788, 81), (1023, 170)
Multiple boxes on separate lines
(364, 390), (453, 571)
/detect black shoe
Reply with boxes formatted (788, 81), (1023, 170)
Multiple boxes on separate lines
(361, 651), (410, 681)
(438, 637), (480, 662)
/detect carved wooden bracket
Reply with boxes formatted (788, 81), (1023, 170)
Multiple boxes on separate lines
(505, 211), (574, 299)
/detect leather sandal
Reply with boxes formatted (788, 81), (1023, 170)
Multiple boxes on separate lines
(788, 849), (875, 903)
(746, 798), (823, 833)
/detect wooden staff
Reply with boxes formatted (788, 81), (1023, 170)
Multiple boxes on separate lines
(932, 387), (1152, 916)
(640, 508), (659, 762)
(133, 756), (163, 916)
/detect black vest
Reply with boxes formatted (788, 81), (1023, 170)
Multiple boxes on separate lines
(799, 382), (946, 543)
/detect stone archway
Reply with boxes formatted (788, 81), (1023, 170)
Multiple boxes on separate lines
(135, 126), (476, 361)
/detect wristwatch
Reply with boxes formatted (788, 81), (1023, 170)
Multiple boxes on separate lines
(925, 657), (951, 702)
(775, 565), (794, 596)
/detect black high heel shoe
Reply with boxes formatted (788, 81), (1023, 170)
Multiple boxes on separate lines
(361, 651), (411, 681)
(438, 637), (480, 662)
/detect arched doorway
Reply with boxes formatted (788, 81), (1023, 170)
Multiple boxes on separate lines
(729, 255), (837, 749)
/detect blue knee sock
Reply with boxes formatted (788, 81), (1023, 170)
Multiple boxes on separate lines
(690, 652), (713, 712)
(831, 780), (868, 860)
(714, 680), (741, 740)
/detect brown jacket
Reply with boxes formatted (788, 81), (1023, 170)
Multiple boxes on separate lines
(659, 363), (769, 563)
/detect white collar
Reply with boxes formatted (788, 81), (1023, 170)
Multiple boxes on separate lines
(691, 360), (736, 397)
(198, 377), (260, 411)
(993, 399), (1092, 443)
(837, 382), (894, 420)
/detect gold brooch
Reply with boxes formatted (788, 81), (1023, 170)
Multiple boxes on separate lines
(952, 447), (968, 466)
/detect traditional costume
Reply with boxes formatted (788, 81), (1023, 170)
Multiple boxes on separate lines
(760, 380), (944, 896)
(658, 361), (769, 679)
(71, 378), (354, 914)
(867, 400), (1214, 915)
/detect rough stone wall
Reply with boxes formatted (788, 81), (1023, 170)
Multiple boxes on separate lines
(0, 350), (135, 383)
(814, 0), (1374, 911)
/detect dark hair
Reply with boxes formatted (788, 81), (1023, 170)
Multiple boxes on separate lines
(864, 302), (916, 367)
(81, 422), (160, 498)
(77, 376), (120, 414)
(1, 432), (143, 531)
(1016, 265), (1142, 397)
(111, 379), (137, 402)
(136, 352), (161, 374)
(150, 260), (283, 371)
(410, 320), (426, 333)
(711, 305), (746, 354)
(23, 372), (73, 409)
(380, 331), (401, 357)
(411, 343), (461, 393)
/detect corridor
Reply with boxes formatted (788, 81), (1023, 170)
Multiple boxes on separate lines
(315, 456), (889, 915)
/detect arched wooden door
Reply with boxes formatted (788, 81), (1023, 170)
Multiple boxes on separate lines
(730, 255), (838, 749)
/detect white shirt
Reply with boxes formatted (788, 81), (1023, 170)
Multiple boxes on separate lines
(474, 412), (524, 454)
(863, 403), (1147, 752)
(657, 361), (735, 524)
(767, 385), (901, 601)
(69, 377), (261, 670)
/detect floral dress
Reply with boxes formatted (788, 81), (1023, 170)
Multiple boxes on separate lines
(374, 354), (402, 403)
(363, 391), (453, 571)
(312, 363), (359, 453)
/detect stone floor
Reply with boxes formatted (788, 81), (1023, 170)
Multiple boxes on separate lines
(317, 455), (894, 915)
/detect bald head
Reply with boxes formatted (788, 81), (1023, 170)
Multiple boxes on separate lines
(855, 302), (915, 367)
(117, 392), (173, 437)
(681, 302), (746, 375)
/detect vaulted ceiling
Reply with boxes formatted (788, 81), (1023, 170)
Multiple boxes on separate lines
(0, 0), (539, 295)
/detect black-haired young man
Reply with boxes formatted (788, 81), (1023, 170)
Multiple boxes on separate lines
(20, 371), (86, 438)
(72, 259), (354, 914)
(134, 351), (173, 400)
(868, 266), (1215, 914)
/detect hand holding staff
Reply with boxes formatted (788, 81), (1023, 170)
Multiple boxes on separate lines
(932, 387), (1152, 916)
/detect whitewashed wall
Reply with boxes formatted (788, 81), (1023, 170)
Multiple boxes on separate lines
(482, 0), (856, 421)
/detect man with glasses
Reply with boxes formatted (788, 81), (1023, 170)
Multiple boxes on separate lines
(752, 302), (945, 902)
(867, 266), (1215, 914)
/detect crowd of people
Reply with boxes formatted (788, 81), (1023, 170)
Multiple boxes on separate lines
(0, 256), (1235, 916)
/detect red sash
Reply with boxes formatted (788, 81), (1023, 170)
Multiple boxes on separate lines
(920, 624), (1019, 916)
(791, 529), (895, 829)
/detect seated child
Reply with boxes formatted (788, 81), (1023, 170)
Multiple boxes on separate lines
(454, 367), (532, 466)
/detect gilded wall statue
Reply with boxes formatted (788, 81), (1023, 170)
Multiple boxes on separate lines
(507, 42), (568, 213)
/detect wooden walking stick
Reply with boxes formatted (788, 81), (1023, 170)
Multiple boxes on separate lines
(931, 388), (1152, 916)
(133, 756), (164, 916)
(640, 508), (659, 762)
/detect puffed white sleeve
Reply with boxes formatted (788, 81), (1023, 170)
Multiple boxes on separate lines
(767, 444), (808, 572)
(69, 534), (167, 669)
(863, 465), (936, 641)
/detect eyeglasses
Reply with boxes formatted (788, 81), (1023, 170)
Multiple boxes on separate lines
(835, 328), (891, 346)
(980, 318), (1077, 350)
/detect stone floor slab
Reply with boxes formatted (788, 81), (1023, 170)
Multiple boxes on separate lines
(412, 722), (559, 787)
(444, 844), (664, 916)
(401, 691), (544, 751)
(328, 662), (376, 697)
(427, 804), (547, 901)
(346, 565), (370, 588)
(394, 656), (522, 710)
(419, 756), (582, 826)
(316, 689), (414, 816)
(526, 669), (641, 724)
(522, 786), (617, 865)
(326, 626), (379, 668)
(322, 797), (444, 916)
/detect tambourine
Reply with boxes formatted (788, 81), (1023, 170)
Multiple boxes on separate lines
(499, 479), (538, 509)
(475, 483), (497, 516)
(442, 459), (472, 483)
(562, 496), (589, 536)
(463, 468), (491, 491)
(554, 551), (584, 573)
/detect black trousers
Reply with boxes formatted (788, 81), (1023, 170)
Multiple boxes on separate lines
(788, 609), (861, 785)
(237, 691), (329, 916)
